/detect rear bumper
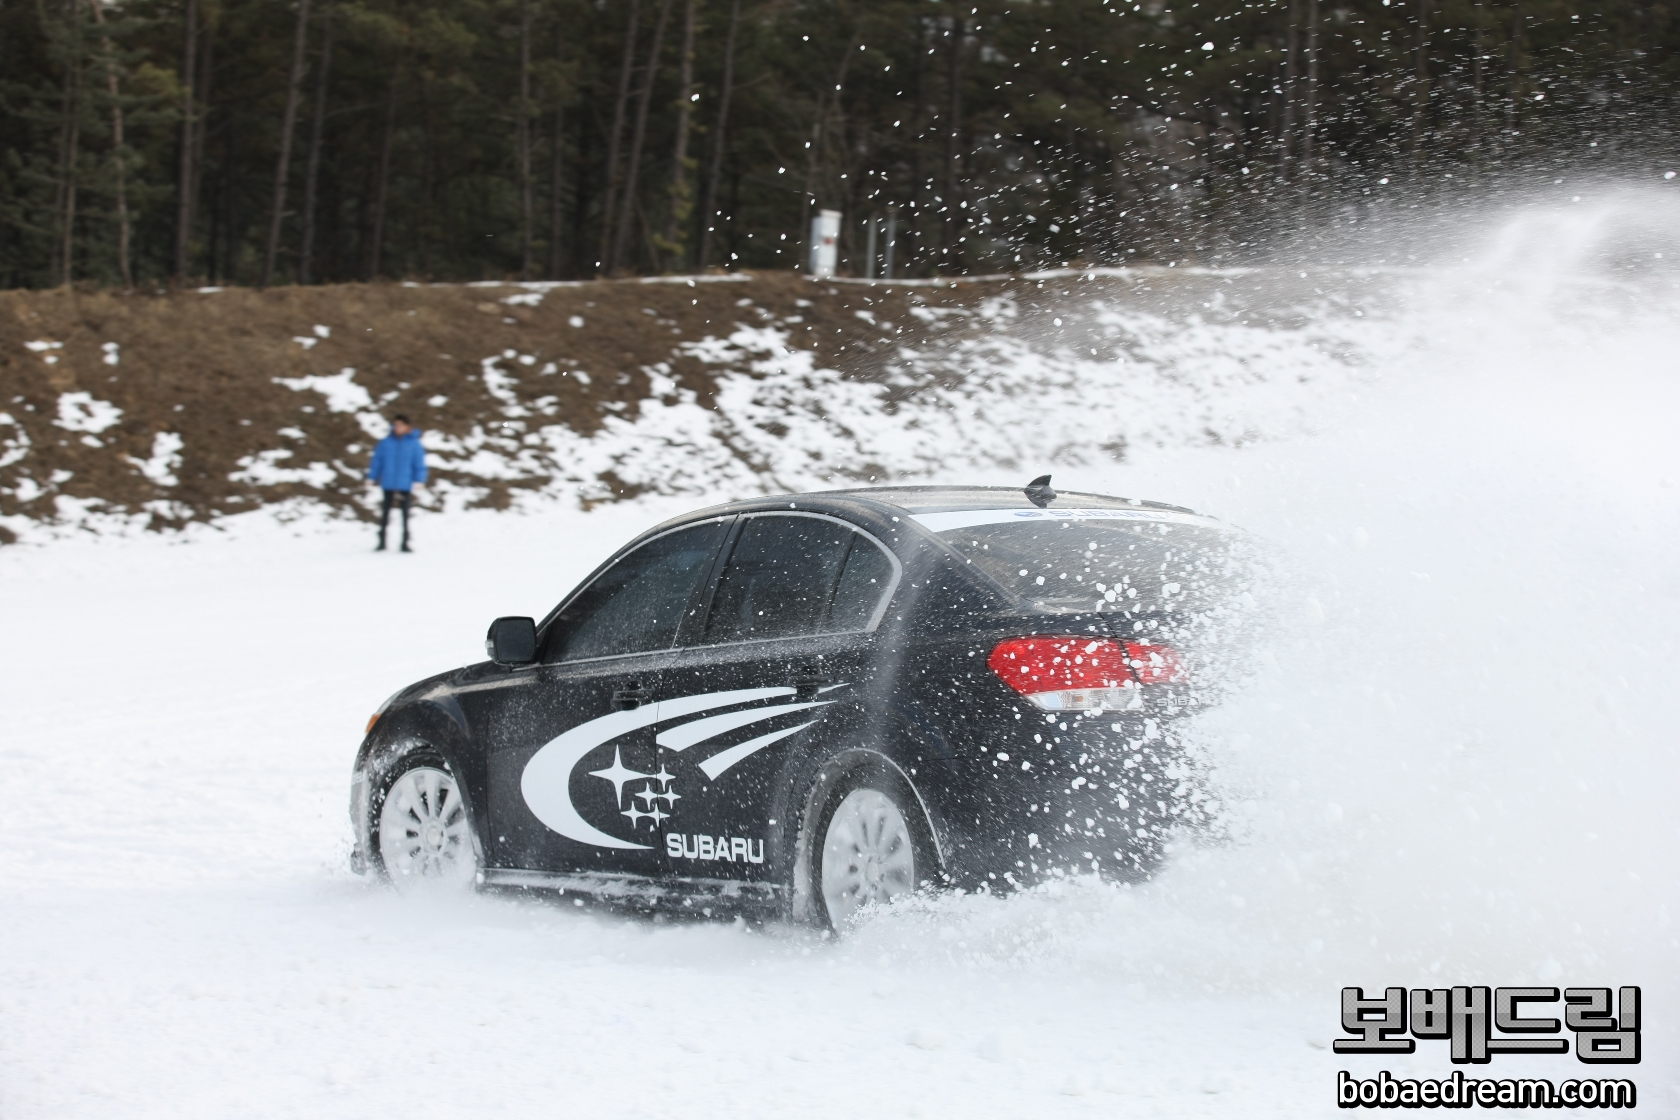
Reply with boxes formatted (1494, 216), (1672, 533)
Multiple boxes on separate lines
(931, 707), (1192, 886)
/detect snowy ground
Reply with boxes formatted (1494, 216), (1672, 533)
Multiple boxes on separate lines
(3, 196), (1679, 1117)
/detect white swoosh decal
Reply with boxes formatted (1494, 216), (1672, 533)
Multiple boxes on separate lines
(656, 701), (831, 751)
(699, 721), (817, 780)
(659, 686), (794, 720)
(520, 686), (792, 849)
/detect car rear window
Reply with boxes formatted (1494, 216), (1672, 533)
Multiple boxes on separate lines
(917, 508), (1247, 615)
(702, 514), (897, 642)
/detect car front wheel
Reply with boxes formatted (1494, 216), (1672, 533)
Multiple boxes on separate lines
(375, 758), (477, 891)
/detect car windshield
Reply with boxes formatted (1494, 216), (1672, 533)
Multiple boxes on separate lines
(917, 508), (1249, 615)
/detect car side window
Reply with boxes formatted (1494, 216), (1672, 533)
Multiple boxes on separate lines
(703, 515), (892, 643)
(828, 535), (895, 631)
(545, 521), (726, 662)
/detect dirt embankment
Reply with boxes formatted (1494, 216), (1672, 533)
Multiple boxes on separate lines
(0, 273), (1011, 540)
(4, 266), (1306, 543)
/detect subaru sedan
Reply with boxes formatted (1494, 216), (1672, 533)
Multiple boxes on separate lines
(349, 479), (1248, 927)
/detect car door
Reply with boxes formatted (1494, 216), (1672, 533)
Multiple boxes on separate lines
(655, 513), (900, 882)
(472, 518), (731, 876)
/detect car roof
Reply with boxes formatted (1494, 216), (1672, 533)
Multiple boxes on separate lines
(639, 485), (1202, 542)
(804, 485), (1198, 516)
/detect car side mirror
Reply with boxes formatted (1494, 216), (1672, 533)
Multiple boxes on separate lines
(486, 616), (537, 665)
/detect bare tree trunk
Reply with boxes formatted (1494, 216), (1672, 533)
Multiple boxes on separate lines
(220, 147), (236, 280)
(907, 17), (927, 272)
(517, 0), (535, 279)
(609, 0), (672, 275)
(1300, 0), (1319, 185)
(188, 16), (212, 276)
(1471, 0), (1485, 155)
(1505, 2), (1524, 139)
(61, 119), (81, 289)
(571, 109), (593, 276)
(725, 162), (741, 266)
(548, 16), (566, 279)
(798, 191), (811, 275)
(597, 0), (640, 273)
(368, 64), (400, 279)
(1408, 0), (1431, 170)
(90, 0), (131, 289)
(1279, 0), (1298, 179)
(696, 0), (739, 271)
(943, 14), (964, 266)
(50, 0), (76, 284)
(262, 0), (313, 287)
(798, 95), (825, 271)
(173, 0), (198, 284)
(300, 2), (334, 285)
(636, 191), (662, 266)
(659, 0), (698, 271)
(416, 77), (432, 276)
(56, 0), (84, 290)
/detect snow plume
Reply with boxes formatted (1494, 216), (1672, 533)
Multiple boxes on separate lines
(838, 198), (1680, 1039)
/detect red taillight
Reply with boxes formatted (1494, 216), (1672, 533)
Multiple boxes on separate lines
(1122, 641), (1186, 685)
(987, 637), (1135, 694)
(987, 635), (1185, 710)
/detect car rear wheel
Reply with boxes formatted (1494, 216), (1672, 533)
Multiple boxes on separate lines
(819, 787), (918, 926)
(376, 761), (476, 891)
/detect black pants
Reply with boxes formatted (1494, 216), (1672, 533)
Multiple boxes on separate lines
(379, 488), (412, 546)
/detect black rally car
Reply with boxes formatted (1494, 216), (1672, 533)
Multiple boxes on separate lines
(350, 480), (1249, 927)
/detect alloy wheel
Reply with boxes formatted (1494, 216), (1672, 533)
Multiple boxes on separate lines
(377, 766), (475, 889)
(820, 788), (916, 926)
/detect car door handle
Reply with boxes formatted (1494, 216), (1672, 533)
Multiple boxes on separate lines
(792, 668), (831, 700)
(612, 683), (651, 710)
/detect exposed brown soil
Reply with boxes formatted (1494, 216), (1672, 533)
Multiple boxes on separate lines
(0, 267), (1242, 541)
(0, 273), (980, 536)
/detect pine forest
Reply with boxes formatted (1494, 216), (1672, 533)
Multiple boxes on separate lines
(2, 0), (1676, 289)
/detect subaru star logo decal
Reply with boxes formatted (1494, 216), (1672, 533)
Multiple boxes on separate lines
(519, 686), (837, 848)
(586, 748), (680, 828)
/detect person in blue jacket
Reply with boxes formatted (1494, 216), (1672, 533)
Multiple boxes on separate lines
(366, 415), (427, 552)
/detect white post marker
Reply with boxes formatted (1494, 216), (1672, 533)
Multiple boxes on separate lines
(808, 209), (840, 278)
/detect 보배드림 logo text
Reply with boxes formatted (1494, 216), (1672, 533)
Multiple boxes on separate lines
(1335, 986), (1640, 1064)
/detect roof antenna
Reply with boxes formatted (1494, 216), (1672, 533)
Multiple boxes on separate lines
(1024, 474), (1056, 508)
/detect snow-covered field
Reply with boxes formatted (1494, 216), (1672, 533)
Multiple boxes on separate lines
(3, 196), (1678, 1117)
